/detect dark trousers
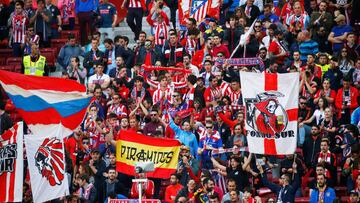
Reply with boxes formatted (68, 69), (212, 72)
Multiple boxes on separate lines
(62, 18), (75, 30)
(78, 11), (95, 46)
(12, 42), (23, 57)
(37, 32), (51, 48)
(126, 8), (143, 40)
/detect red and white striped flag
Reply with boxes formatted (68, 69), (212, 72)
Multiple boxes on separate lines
(178, 0), (220, 24)
(0, 122), (23, 202)
(240, 72), (299, 155)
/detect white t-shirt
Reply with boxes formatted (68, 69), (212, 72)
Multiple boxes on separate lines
(88, 73), (110, 86)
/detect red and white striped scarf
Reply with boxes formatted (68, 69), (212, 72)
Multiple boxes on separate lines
(318, 151), (331, 178)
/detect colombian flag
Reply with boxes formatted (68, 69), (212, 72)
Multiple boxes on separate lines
(116, 130), (181, 178)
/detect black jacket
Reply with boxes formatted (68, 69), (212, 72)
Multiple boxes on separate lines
(0, 112), (13, 135)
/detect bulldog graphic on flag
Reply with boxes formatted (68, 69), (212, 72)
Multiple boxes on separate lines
(241, 72), (299, 155)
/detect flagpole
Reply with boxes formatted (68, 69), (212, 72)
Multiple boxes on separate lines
(229, 18), (257, 59)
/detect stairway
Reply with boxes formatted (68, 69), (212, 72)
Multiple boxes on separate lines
(116, 16), (152, 48)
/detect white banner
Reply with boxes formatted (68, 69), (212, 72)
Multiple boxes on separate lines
(24, 127), (69, 203)
(240, 72), (299, 155)
(0, 122), (23, 202)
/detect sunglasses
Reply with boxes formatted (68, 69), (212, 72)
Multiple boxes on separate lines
(206, 126), (213, 129)
(255, 25), (261, 28)
(172, 95), (180, 97)
(82, 142), (89, 145)
(150, 114), (158, 116)
(300, 102), (306, 105)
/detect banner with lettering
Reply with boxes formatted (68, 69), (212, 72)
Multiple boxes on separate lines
(116, 130), (181, 178)
(0, 122), (23, 202)
(240, 72), (299, 155)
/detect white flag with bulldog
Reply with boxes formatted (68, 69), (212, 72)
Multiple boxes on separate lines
(240, 72), (299, 155)
(24, 129), (69, 203)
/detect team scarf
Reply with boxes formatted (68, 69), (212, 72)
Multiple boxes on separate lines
(215, 58), (265, 70)
(130, 87), (146, 100)
(142, 65), (193, 73)
(318, 151), (331, 178)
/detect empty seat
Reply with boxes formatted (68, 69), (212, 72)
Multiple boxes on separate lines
(60, 30), (80, 40)
(0, 49), (13, 59)
(14, 64), (22, 73)
(0, 65), (15, 72)
(40, 48), (57, 67)
(50, 38), (68, 54)
(295, 197), (310, 203)
(6, 57), (22, 66)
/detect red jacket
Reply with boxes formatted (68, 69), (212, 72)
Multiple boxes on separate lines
(335, 86), (359, 116)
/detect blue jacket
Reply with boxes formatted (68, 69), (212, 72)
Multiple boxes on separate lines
(169, 118), (198, 157)
(351, 107), (360, 125)
(261, 173), (300, 203)
(309, 187), (336, 203)
(57, 44), (84, 69)
(75, 0), (99, 13)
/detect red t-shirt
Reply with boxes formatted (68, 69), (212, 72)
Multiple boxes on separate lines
(165, 184), (183, 203)
(268, 40), (286, 64)
(212, 44), (230, 58)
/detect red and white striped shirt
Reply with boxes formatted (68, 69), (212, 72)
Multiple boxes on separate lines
(229, 89), (242, 106)
(154, 22), (169, 46)
(107, 104), (128, 117)
(128, 0), (142, 8)
(12, 15), (27, 44)
(185, 38), (197, 56)
(218, 81), (231, 96)
(152, 87), (172, 105)
(183, 86), (195, 107)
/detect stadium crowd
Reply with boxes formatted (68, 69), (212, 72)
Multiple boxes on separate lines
(0, 0), (360, 202)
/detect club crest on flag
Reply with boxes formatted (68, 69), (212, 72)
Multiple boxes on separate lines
(190, 0), (207, 15)
(35, 137), (65, 186)
(245, 91), (289, 136)
(241, 72), (299, 155)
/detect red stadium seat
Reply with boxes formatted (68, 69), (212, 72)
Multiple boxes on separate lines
(0, 49), (13, 59)
(0, 57), (5, 65)
(295, 197), (310, 203)
(6, 57), (22, 66)
(0, 65), (15, 72)
(50, 38), (68, 54)
(40, 48), (57, 68)
(60, 30), (80, 40)
(14, 64), (22, 73)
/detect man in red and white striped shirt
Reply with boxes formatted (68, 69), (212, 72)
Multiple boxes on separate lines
(122, 0), (145, 40)
(229, 78), (243, 107)
(146, 9), (170, 47)
(11, 1), (28, 57)
(183, 75), (197, 108)
(153, 75), (172, 107)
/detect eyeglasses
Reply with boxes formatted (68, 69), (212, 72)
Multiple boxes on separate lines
(150, 114), (157, 116)
(82, 141), (89, 145)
